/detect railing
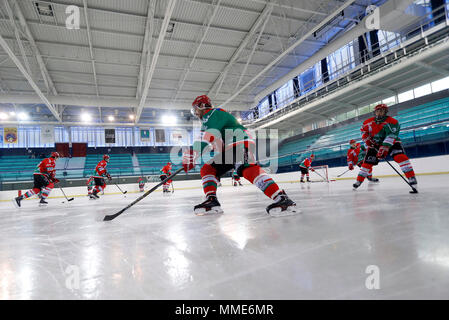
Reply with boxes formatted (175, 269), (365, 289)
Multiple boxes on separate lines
(244, 3), (449, 127)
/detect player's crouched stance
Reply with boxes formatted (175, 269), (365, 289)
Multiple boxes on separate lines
(182, 95), (297, 217)
(353, 104), (417, 190)
(14, 152), (60, 207)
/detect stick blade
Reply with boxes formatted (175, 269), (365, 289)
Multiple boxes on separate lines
(68, 198), (75, 201)
(410, 189), (418, 194)
(123, 191), (127, 194)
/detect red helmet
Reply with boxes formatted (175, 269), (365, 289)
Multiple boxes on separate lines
(192, 95), (212, 108)
(167, 161), (172, 166)
(374, 103), (388, 112)
(103, 154), (110, 162)
(310, 154), (315, 159)
(349, 139), (356, 145)
(51, 151), (60, 159)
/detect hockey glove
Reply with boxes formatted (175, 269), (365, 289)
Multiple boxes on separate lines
(106, 173), (112, 181)
(53, 178), (60, 184)
(310, 167), (315, 172)
(348, 163), (354, 170)
(376, 145), (389, 159)
(182, 149), (198, 173)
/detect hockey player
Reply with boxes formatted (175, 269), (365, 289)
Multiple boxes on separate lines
(14, 152), (60, 207)
(182, 94), (297, 216)
(299, 154), (315, 182)
(353, 103), (417, 189)
(347, 139), (378, 182)
(160, 162), (172, 193)
(138, 176), (146, 192)
(86, 176), (94, 197)
(90, 154), (112, 199)
(232, 169), (242, 186)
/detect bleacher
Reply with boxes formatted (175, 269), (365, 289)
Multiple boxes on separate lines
(136, 153), (172, 175)
(83, 154), (134, 178)
(0, 156), (43, 181)
(277, 97), (449, 165)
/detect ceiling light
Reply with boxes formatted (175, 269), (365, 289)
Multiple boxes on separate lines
(9, 111), (16, 116)
(162, 115), (177, 125)
(81, 113), (91, 122)
(0, 112), (8, 120)
(18, 112), (28, 120)
(108, 115), (115, 121)
(129, 114), (135, 120)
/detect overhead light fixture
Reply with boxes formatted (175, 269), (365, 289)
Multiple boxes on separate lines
(81, 113), (92, 122)
(18, 112), (28, 120)
(108, 115), (115, 121)
(129, 114), (135, 120)
(0, 112), (8, 120)
(162, 115), (177, 125)
(9, 111), (16, 116)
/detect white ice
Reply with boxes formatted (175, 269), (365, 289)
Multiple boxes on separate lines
(1, 174), (449, 299)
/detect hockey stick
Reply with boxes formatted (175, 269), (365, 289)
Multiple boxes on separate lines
(59, 187), (74, 202)
(337, 169), (350, 177)
(311, 169), (327, 182)
(103, 168), (183, 221)
(171, 181), (174, 193)
(384, 159), (418, 194)
(114, 183), (127, 194)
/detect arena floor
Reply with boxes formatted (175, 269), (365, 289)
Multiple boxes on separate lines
(0, 174), (448, 299)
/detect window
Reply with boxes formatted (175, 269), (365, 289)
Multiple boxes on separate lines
(382, 96), (396, 105)
(414, 83), (432, 98)
(327, 42), (355, 80)
(377, 31), (401, 52)
(431, 76), (449, 92)
(398, 90), (414, 103)
(275, 80), (294, 109)
(258, 98), (270, 117)
(300, 68), (316, 93)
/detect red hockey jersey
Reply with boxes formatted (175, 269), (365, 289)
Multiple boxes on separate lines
(361, 116), (401, 147)
(160, 165), (172, 176)
(95, 160), (109, 177)
(347, 143), (366, 166)
(34, 157), (56, 178)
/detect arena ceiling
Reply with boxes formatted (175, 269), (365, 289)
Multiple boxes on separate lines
(0, 0), (377, 124)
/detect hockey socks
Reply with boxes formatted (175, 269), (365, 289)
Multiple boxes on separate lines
(242, 166), (281, 200)
(394, 154), (416, 179)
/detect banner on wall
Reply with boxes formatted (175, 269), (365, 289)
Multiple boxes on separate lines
(105, 129), (116, 144)
(140, 129), (151, 142)
(155, 129), (165, 143)
(40, 125), (55, 144)
(3, 127), (18, 144)
(171, 131), (184, 144)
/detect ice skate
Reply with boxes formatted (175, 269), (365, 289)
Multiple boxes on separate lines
(13, 195), (23, 208)
(91, 190), (100, 199)
(39, 198), (48, 206)
(367, 177), (379, 182)
(266, 191), (299, 217)
(194, 195), (223, 215)
(353, 181), (362, 190)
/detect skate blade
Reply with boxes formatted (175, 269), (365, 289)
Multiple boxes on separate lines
(268, 206), (300, 217)
(12, 199), (20, 208)
(38, 203), (48, 207)
(195, 206), (223, 216)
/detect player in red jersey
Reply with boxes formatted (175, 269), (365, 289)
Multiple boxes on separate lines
(160, 162), (172, 193)
(138, 176), (146, 192)
(14, 152), (60, 207)
(299, 154), (314, 182)
(353, 104), (417, 189)
(90, 154), (112, 199)
(347, 139), (378, 182)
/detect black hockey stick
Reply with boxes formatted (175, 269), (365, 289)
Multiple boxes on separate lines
(114, 183), (127, 194)
(337, 169), (350, 177)
(103, 168), (183, 221)
(60, 187), (74, 202)
(384, 159), (418, 194)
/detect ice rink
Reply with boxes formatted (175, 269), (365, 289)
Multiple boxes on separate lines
(1, 173), (449, 299)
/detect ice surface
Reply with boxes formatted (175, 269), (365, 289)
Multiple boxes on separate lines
(1, 174), (449, 299)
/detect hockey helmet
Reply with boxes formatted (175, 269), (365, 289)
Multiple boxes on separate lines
(51, 151), (60, 159)
(349, 139), (357, 145)
(191, 95), (212, 119)
(103, 154), (110, 162)
(374, 103), (388, 112)
(310, 154), (315, 159)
